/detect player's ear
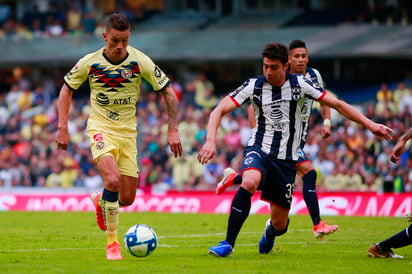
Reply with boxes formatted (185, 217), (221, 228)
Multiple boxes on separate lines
(102, 32), (107, 41)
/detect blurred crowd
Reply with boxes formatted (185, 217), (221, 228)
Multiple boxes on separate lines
(0, 1), (161, 41)
(1, 65), (412, 194)
(0, 2), (412, 193)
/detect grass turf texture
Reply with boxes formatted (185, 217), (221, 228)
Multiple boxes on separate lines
(0, 211), (410, 273)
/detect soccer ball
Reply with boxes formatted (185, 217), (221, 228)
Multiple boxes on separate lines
(124, 224), (157, 257)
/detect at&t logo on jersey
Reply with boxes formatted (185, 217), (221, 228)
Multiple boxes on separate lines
(96, 92), (110, 106)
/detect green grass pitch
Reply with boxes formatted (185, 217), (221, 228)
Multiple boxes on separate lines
(0, 211), (410, 273)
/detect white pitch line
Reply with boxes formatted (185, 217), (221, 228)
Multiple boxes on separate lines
(0, 229), (341, 252)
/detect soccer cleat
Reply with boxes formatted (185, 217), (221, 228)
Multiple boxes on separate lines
(90, 191), (106, 231)
(208, 241), (233, 257)
(259, 219), (275, 254)
(106, 241), (123, 260)
(388, 250), (404, 259)
(313, 220), (338, 239)
(368, 244), (404, 259)
(216, 168), (238, 195)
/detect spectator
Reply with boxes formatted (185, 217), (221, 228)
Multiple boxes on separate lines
(45, 161), (63, 187)
(323, 162), (346, 191)
(82, 9), (97, 35)
(376, 82), (393, 102)
(66, 5), (82, 34)
(186, 72), (217, 110)
(83, 167), (103, 188)
(393, 81), (409, 111)
(399, 87), (412, 115)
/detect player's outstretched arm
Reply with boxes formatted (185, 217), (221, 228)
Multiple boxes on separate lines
(198, 95), (237, 165)
(56, 84), (73, 151)
(161, 85), (183, 158)
(319, 92), (393, 140)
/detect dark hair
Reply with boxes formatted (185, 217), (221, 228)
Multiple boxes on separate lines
(106, 13), (130, 31)
(289, 40), (307, 51)
(261, 42), (288, 65)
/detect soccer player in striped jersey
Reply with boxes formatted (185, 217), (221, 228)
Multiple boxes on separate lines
(368, 127), (412, 259)
(217, 39), (338, 239)
(287, 39), (338, 238)
(56, 13), (182, 260)
(198, 42), (393, 257)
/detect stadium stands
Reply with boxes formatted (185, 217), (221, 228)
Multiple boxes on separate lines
(0, 1), (412, 194)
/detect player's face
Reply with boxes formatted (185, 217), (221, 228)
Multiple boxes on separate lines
(262, 57), (288, 87)
(288, 47), (308, 75)
(103, 28), (130, 63)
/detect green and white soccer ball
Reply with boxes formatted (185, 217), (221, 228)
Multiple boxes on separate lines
(124, 224), (157, 257)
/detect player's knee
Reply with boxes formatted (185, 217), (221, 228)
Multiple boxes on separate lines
(271, 218), (289, 236)
(240, 178), (258, 193)
(120, 192), (136, 206)
(103, 173), (121, 191)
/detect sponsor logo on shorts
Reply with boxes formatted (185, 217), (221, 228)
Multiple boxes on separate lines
(93, 133), (103, 142)
(93, 133), (105, 150)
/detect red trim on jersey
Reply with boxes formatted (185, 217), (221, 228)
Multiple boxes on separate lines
(228, 95), (241, 107)
(295, 160), (310, 167)
(317, 89), (328, 101)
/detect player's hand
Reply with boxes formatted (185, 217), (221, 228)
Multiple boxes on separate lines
(390, 139), (406, 163)
(168, 129), (183, 158)
(55, 128), (69, 150)
(321, 125), (331, 139)
(407, 212), (412, 222)
(369, 123), (394, 140)
(197, 141), (216, 165)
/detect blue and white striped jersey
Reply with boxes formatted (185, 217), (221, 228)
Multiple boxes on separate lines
(229, 71), (326, 161)
(299, 67), (324, 148)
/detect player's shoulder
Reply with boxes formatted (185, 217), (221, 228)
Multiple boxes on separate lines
(126, 46), (150, 59)
(78, 47), (105, 64)
(287, 72), (306, 82)
(306, 67), (322, 77)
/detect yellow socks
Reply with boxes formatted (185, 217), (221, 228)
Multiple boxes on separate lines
(102, 200), (120, 244)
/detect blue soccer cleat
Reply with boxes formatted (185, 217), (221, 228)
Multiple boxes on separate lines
(208, 241), (233, 257)
(259, 219), (274, 254)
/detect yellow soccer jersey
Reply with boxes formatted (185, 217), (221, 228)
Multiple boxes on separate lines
(64, 46), (169, 138)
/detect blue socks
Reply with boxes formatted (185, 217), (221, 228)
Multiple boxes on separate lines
(379, 224), (412, 251)
(302, 170), (321, 226)
(226, 187), (252, 247)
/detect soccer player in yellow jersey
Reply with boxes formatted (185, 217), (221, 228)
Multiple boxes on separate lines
(55, 13), (182, 260)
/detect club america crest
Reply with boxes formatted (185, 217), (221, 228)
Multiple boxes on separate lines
(121, 68), (132, 79)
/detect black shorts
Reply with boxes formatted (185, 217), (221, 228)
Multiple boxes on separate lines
(240, 146), (297, 209)
(296, 147), (310, 167)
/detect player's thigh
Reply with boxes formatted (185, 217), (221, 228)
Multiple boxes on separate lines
(118, 136), (139, 178)
(96, 154), (121, 190)
(296, 160), (314, 178)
